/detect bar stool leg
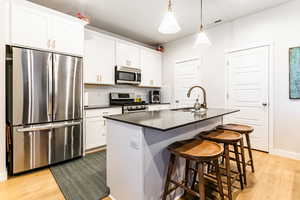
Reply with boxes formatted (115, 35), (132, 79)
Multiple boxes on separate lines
(224, 144), (233, 200)
(184, 159), (190, 196)
(214, 160), (224, 200)
(240, 138), (247, 185)
(245, 134), (255, 172)
(162, 154), (176, 200)
(191, 162), (198, 191)
(233, 144), (244, 190)
(198, 162), (205, 200)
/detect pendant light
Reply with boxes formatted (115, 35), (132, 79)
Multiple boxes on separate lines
(158, 0), (181, 34)
(195, 0), (211, 45)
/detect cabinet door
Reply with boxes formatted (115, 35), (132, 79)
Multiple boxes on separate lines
(116, 42), (140, 68)
(84, 31), (115, 85)
(10, 3), (49, 50)
(140, 50), (162, 87)
(85, 117), (106, 150)
(49, 16), (84, 56)
(153, 53), (162, 87)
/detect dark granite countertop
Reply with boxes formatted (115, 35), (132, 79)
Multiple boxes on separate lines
(84, 105), (122, 110)
(104, 108), (239, 131)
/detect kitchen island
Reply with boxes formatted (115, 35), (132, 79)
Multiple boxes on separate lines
(104, 108), (238, 200)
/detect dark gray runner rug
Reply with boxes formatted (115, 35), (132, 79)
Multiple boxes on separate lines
(50, 151), (109, 200)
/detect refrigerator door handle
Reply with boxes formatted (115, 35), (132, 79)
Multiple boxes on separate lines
(47, 54), (53, 117)
(16, 121), (81, 132)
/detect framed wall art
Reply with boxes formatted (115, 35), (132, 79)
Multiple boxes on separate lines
(289, 47), (300, 99)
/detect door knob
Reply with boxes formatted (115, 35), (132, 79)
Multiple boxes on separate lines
(262, 102), (268, 106)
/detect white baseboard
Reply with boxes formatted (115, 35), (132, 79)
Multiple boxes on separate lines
(270, 149), (300, 160)
(0, 169), (7, 182)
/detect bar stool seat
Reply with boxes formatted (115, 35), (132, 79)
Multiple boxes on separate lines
(217, 124), (254, 134)
(162, 139), (224, 200)
(196, 130), (244, 200)
(217, 123), (255, 173)
(168, 139), (224, 160)
(200, 129), (242, 143)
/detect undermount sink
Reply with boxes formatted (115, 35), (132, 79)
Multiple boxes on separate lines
(171, 108), (194, 112)
(171, 107), (208, 113)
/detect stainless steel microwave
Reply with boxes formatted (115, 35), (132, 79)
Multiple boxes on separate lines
(115, 66), (141, 85)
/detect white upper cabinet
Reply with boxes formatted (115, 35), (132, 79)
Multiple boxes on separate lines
(84, 30), (115, 85)
(9, 1), (86, 56)
(49, 16), (84, 56)
(140, 49), (162, 87)
(116, 41), (140, 68)
(11, 3), (49, 50)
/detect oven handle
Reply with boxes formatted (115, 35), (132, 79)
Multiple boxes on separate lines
(16, 121), (81, 132)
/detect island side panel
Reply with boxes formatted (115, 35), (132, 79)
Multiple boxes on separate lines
(106, 119), (144, 200)
(142, 117), (222, 200)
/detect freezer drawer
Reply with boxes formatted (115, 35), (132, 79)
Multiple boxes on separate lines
(10, 47), (53, 125)
(53, 54), (83, 121)
(12, 121), (82, 174)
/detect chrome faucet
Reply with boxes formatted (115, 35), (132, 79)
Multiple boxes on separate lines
(187, 86), (207, 111)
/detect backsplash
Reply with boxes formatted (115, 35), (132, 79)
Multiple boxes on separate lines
(84, 85), (157, 106)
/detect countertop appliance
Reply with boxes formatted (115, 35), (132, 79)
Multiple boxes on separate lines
(110, 93), (148, 113)
(6, 46), (83, 174)
(149, 90), (161, 104)
(115, 66), (141, 85)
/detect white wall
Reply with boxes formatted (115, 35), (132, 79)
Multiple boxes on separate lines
(84, 85), (155, 106)
(162, 23), (231, 108)
(162, 0), (300, 158)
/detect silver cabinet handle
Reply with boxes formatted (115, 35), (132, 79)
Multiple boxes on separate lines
(47, 40), (51, 48)
(17, 121), (81, 132)
(52, 40), (56, 49)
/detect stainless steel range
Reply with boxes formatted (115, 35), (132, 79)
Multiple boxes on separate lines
(109, 93), (148, 113)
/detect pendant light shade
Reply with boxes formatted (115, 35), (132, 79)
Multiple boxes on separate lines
(158, 0), (181, 34)
(195, 0), (211, 45)
(195, 26), (211, 45)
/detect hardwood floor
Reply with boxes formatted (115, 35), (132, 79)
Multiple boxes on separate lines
(1, 150), (300, 200)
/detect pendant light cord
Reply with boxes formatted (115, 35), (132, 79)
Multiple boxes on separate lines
(168, 0), (172, 11)
(200, 0), (203, 30)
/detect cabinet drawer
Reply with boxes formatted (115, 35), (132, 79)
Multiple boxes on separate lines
(85, 107), (122, 118)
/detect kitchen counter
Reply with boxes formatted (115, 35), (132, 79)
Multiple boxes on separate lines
(104, 108), (238, 131)
(106, 107), (238, 200)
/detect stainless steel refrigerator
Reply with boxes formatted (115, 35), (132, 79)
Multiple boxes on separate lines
(6, 46), (83, 174)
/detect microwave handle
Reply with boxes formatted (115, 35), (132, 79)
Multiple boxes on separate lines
(136, 73), (141, 82)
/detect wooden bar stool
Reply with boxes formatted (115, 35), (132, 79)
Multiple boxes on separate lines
(196, 129), (243, 200)
(162, 139), (224, 200)
(217, 124), (255, 173)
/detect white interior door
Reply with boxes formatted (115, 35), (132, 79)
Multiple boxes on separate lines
(174, 59), (201, 108)
(226, 46), (270, 152)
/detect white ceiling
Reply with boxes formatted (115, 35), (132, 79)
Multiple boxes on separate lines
(29, 0), (291, 46)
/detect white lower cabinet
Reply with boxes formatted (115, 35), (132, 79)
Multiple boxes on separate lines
(148, 104), (171, 111)
(84, 107), (122, 150)
(85, 117), (106, 149)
